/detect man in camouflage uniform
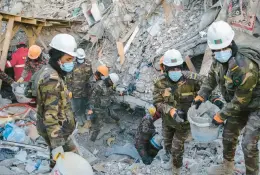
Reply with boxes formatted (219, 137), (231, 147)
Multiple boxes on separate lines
(194, 21), (260, 175)
(87, 72), (120, 141)
(153, 49), (210, 174)
(67, 48), (92, 125)
(35, 34), (78, 166)
(134, 105), (161, 164)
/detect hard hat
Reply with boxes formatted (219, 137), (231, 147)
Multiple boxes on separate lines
(150, 134), (163, 150)
(146, 104), (156, 117)
(28, 45), (42, 59)
(163, 49), (183, 67)
(76, 48), (86, 59)
(97, 65), (109, 76)
(207, 20), (235, 50)
(109, 73), (119, 85)
(49, 34), (77, 57)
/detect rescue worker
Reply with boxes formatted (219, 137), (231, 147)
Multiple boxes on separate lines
(134, 105), (161, 165)
(17, 45), (48, 83)
(153, 49), (224, 174)
(193, 21), (260, 175)
(6, 42), (31, 81)
(35, 34), (77, 164)
(87, 72), (120, 141)
(67, 48), (92, 126)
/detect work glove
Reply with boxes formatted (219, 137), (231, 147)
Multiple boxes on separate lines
(212, 98), (224, 109)
(17, 77), (24, 83)
(212, 113), (224, 127)
(193, 96), (204, 109)
(169, 108), (186, 123)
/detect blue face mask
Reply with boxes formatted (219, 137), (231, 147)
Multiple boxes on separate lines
(214, 49), (232, 63)
(168, 71), (182, 82)
(77, 59), (84, 64)
(60, 62), (74, 72)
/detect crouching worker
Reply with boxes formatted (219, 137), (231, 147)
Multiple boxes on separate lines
(34, 34), (78, 167)
(87, 72), (120, 141)
(134, 105), (162, 165)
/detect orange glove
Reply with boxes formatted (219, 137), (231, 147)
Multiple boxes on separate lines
(212, 113), (224, 126)
(169, 108), (177, 118)
(193, 95), (204, 109)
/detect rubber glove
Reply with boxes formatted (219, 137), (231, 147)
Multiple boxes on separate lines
(17, 77), (24, 83)
(193, 95), (204, 109)
(212, 113), (224, 127)
(169, 108), (185, 123)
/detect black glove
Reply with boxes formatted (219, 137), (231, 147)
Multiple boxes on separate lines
(193, 96), (204, 109)
(213, 99), (224, 109)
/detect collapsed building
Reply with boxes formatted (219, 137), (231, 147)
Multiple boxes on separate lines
(0, 0), (260, 174)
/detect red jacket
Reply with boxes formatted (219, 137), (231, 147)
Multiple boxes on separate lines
(6, 47), (31, 81)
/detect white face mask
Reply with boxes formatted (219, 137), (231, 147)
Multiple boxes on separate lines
(77, 59), (84, 64)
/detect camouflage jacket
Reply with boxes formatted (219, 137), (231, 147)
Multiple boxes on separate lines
(153, 71), (203, 125)
(36, 64), (75, 148)
(0, 69), (14, 84)
(198, 47), (260, 120)
(21, 56), (48, 79)
(66, 61), (92, 98)
(88, 80), (116, 110)
(135, 115), (155, 145)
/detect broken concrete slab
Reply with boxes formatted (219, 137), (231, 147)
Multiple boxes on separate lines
(0, 166), (16, 175)
(79, 146), (98, 165)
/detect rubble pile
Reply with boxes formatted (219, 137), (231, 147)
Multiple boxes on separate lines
(0, 104), (50, 175)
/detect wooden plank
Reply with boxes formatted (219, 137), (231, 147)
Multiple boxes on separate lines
(0, 17), (14, 88)
(32, 26), (48, 51)
(116, 42), (125, 65)
(199, 47), (213, 75)
(162, 1), (172, 23)
(185, 56), (197, 73)
(0, 15), (3, 43)
(1, 14), (21, 22)
(21, 18), (37, 25)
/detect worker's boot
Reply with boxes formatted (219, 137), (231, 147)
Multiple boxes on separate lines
(172, 166), (181, 175)
(206, 159), (234, 175)
(109, 108), (120, 122)
(161, 151), (172, 170)
(90, 129), (100, 142)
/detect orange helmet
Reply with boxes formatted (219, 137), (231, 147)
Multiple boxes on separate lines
(159, 56), (164, 73)
(97, 65), (109, 76)
(28, 45), (42, 59)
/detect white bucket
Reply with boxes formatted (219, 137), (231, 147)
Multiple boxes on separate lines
(187, 101), (221, 142)
(51, 152), (93, 175)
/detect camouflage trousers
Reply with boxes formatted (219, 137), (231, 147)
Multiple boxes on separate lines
(135, 141), (159, 165)
(242, 110), (260, 175)
(222, 111), (249, 161)
(163, 120), (189, 168)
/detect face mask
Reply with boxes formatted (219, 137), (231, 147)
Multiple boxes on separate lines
(214, 49), (232, 63)
(60, 62), (74, 72)
(168, 71), (182, 82)
(77, 59), (84, 64)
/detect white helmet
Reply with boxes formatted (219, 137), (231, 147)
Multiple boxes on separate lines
(163, 49), (183, 67)
(76, 48), (86, 59)
(207, 21), (235, 50)
(109, 73), (119, 85)
(49, 34), (77, 56)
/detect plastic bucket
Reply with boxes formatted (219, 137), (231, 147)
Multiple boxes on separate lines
(13, 84), (32, 103)
(51, 152), (93, 175)
(188, 115), (221, 142)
